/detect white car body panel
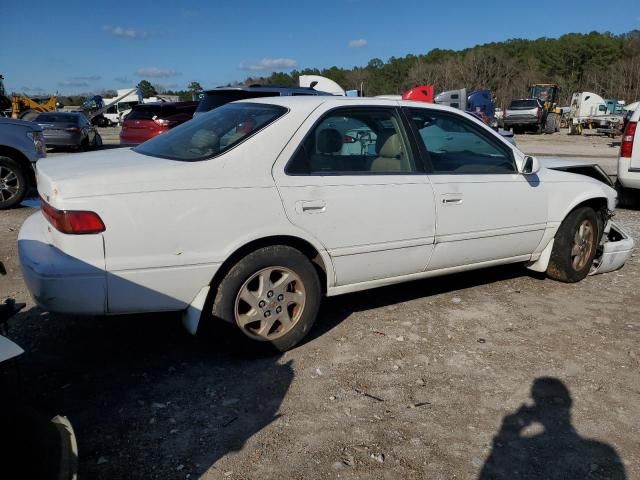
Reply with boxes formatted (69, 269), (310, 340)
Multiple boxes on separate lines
(17, 96), (630, 333)
(617, 103), (640, 189)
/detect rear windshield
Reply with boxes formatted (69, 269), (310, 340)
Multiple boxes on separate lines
(195, 90), (278, 113)
(134, 102), (287, 161)
(35, 113), (80, 123)
(127, 103), (197, 121)
(509, 100), (539, 109)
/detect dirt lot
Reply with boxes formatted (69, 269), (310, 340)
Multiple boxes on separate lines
(1, 130), (639, 479)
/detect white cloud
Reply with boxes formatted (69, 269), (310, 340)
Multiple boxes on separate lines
(135, 67), (180, 78)
(104, 25), (148, 39)
(240, 58), (298, 71)
(349, 39), (367, 48)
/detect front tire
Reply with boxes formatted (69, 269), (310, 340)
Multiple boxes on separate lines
(0, 156), (27, 210)
(547, 207), (600, 283)
(211, 245), (321, 352)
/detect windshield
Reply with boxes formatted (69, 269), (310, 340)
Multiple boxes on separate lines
(35, 113), (79, 123)
(134, 102), (287, 161)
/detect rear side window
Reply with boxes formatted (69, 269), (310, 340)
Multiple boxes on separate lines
(134, 102), (287, 161)
(195, 91), (277, 113)
(286, 107), (417, 175)
(407, 108), (515, 174)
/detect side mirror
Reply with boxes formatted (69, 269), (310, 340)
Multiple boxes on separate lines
(522, 156), (540, 175)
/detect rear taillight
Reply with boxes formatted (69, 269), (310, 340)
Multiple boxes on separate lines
(65, 127), (81, 132)
(343, 135), (356, 143)
(536, 108), (542, 118)
(41, 198), (105, 234)
(621, 121), (637, 158)
(153, 118), (174, 127)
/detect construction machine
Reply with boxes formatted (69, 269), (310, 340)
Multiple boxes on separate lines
(0, 75), (58, 121)
(528, 83), (562, 133)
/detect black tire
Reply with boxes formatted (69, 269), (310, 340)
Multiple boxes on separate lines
(0, 156), (28, 210)
(92, 133), (103, 149)
(78, 138), (89, 152)
(615, 181), (637, 208)
(211, 245), (321, 352)
(544, 112), (558, 134)
(547, 207), (601, 283)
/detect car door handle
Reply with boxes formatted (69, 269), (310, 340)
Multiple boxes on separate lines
(441, 194), (463, 205)
(296, 200), (326, 214)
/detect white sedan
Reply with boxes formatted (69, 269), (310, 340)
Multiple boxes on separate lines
(18, 97), (634, 351)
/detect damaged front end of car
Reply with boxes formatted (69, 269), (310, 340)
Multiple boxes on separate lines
(590, 220), (635, 275)
(544, 160), (634, 275)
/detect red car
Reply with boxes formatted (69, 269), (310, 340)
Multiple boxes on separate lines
(119, 102), (198, 145)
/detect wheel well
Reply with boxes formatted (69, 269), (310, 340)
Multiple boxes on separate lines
(209, 236), (328, 297)
(0, 145), (36, 187)
(568, 197), (609, 232)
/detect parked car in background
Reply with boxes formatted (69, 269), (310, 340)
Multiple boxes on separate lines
(19, 97), (633, 353)
(33, 112), (102, 151)
(0, 117), (46, 209)
(503, 99), (543, 133)
(119, 101), (198, 145)
(617, 102), (640, 204)
(193, 85), (331, 116)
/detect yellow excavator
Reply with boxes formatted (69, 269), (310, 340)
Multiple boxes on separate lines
(0, 75), (58, 120)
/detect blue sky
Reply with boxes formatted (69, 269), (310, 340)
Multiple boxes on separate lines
(2, 0), (639, 95)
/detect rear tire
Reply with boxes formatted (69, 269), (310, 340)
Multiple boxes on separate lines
(211, 245), (322, 353)
(547, 207), (600, 283)
(0, 156), (27, 210)
(92, 133), (103, 149)
(616, 181), (637, 208)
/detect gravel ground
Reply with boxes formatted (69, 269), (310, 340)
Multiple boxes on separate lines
(1, 129), (638, 479)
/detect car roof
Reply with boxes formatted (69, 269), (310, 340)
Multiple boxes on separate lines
(203, 85), (331, 95)
(235, 95), (476, 114)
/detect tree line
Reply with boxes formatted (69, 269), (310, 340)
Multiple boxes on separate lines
(241, 31), (640, 108)
(113, 30), (640, 109)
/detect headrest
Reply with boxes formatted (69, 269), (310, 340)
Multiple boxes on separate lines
(377, 132), (402, 158)
(317, 129), (343, 154)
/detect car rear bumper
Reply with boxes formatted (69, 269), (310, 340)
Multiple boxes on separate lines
(43, 132), (83, 147)
(503, 117), (539, 127)
(617, 157), (640, 189)
(18, 213), (107, 314)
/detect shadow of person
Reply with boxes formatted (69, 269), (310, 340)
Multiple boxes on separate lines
(479, 377), (626, 480)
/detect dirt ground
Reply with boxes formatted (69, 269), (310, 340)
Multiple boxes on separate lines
(1, 129), (639, 479)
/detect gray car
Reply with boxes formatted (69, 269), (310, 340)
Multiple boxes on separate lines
(0, 117), (46, 209)
(33, 112), (102, 150)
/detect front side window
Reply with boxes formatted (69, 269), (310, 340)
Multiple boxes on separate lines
(134, 102), (287, 161)
(407, 108), (515, 174)
(286, 107), (417, 175)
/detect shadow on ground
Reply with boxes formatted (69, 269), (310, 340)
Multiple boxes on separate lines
(479, 377), (626, 479)
(4, 308), (292, 479)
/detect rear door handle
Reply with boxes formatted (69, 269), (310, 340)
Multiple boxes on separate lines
(296, 200), (326, 214)
(441, 194), (463, 206)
